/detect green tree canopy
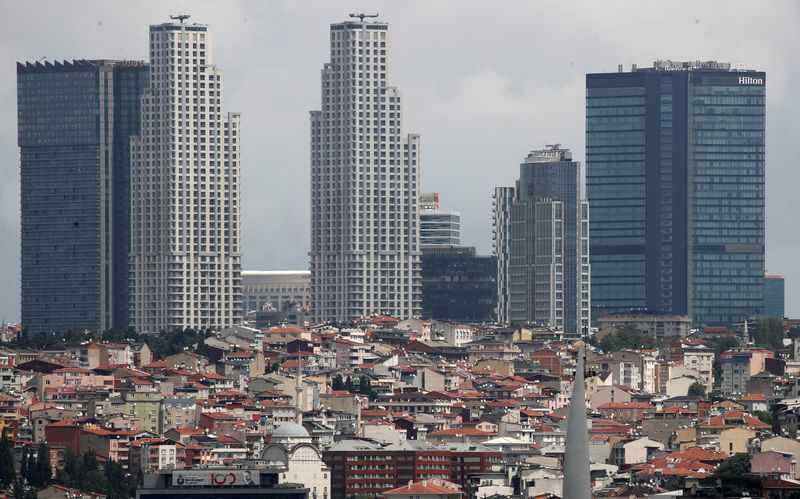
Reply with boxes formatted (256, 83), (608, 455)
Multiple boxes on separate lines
(752, 410), (773, 426)
(598, 326), (655, 353)
(687, 381), (706, 398)
(753, 317), (785, 350)
(0, 432), (15, 488)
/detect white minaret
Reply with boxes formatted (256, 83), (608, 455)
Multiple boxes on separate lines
(563, 344), (591, 499)
(310, 15), (421, 323)
(130, 16), (242, 332)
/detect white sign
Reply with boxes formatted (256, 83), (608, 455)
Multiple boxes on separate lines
(172, 470), (259, 487)
(738, 76), (764, 85)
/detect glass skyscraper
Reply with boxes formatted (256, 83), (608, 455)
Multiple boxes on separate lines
(421, 246), (496, 323)
(505, 145), (590, 337)
(586, 60), (765, 327)
(17, 59), (148, 333)
(763, 273), (784, 318)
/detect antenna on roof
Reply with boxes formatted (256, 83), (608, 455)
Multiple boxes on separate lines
(170, 14), (191, 23)
(349, 13), (379, 22)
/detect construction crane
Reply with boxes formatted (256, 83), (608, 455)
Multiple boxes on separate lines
(170, 14), (191, 23)
(349, 13), (379, 22)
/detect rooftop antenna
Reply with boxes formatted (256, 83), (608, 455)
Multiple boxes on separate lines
(349, 13), (379, 22)
(170, 14), (191, 23)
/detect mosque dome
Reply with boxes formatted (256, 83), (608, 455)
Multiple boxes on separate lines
(272, 422), (310, 438)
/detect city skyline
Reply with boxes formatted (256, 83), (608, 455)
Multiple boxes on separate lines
(1, 1), (798, 323)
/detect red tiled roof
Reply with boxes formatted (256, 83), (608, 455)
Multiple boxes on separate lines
(267, 327), (305, 333)
(201, 412), (237, 420)
(383, 480), (460, 495)
(142, 360), (167, 368)
(705, 410), (770, 428)
(428, 428), (494, 437)
(598, 402), (655, 410)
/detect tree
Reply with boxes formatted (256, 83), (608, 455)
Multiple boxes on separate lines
(0, 432), (14, 488)
(598, 326), (655, 353)
(30, 442), (50, 488)
(19, 449), (27, 482)
(705, 336), (741, 356)
(713, 453), (760, 496)
(24, 451), (36, 484)
(754, 317), (785, 350)
(344, 376), (354, 393)
(687, 381), (706, 398)
(752, 410), (773, 426)
(103, 460), (129, 499)
(332, 374), (345, 391)
(359, 375), (372, 396)
(13, 476), (36, 499)
(714, 453), (750, 478)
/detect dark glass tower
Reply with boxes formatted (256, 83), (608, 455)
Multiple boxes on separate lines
(763, 273), (784, 318)
(507, 145), (590, 337)
(17, 59), (148, 333)
(421, 245), (497, 323)
(586, 60), (765, 327)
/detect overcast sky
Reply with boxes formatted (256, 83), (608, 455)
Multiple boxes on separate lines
(1, 0), (798, 323)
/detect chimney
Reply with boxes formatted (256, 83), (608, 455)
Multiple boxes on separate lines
(618, 64), (623, 73)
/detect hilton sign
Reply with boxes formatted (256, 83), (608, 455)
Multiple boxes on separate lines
(739, 76), (764, 85)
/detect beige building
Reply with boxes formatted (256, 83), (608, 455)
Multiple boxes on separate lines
(720, 427), (756, 455)
(161, 397), (197, 431)
(613, 437), (664, 466)
(682, 345), (715, 391)
(597, 314), (692, 341)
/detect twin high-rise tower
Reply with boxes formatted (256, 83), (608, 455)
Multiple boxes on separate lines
(18, 19), (241, 333)
(310, 18), (421, 323)
(130, 21), (241, 332)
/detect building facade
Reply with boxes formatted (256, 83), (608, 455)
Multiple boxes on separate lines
(323, 440), (498, 498)
(597, 314), (692, 341)
(419, 192), (460, 246)
(242, 271), (311, 316)
(587, 60), (766, 328)
(136, 469), (308, 499)
(421, 246), (496, 323)
(506, 145), (590, 337)
(130, 20), (242, 332)
(17, 59), (149, 333)
(310, 18), (421, 323)
(764, 273), (785, 318)
(492, 186), (515, 325)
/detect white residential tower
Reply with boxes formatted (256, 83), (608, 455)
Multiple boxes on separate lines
(310, 17), (421, 323)
(130, 18), (242, 332)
